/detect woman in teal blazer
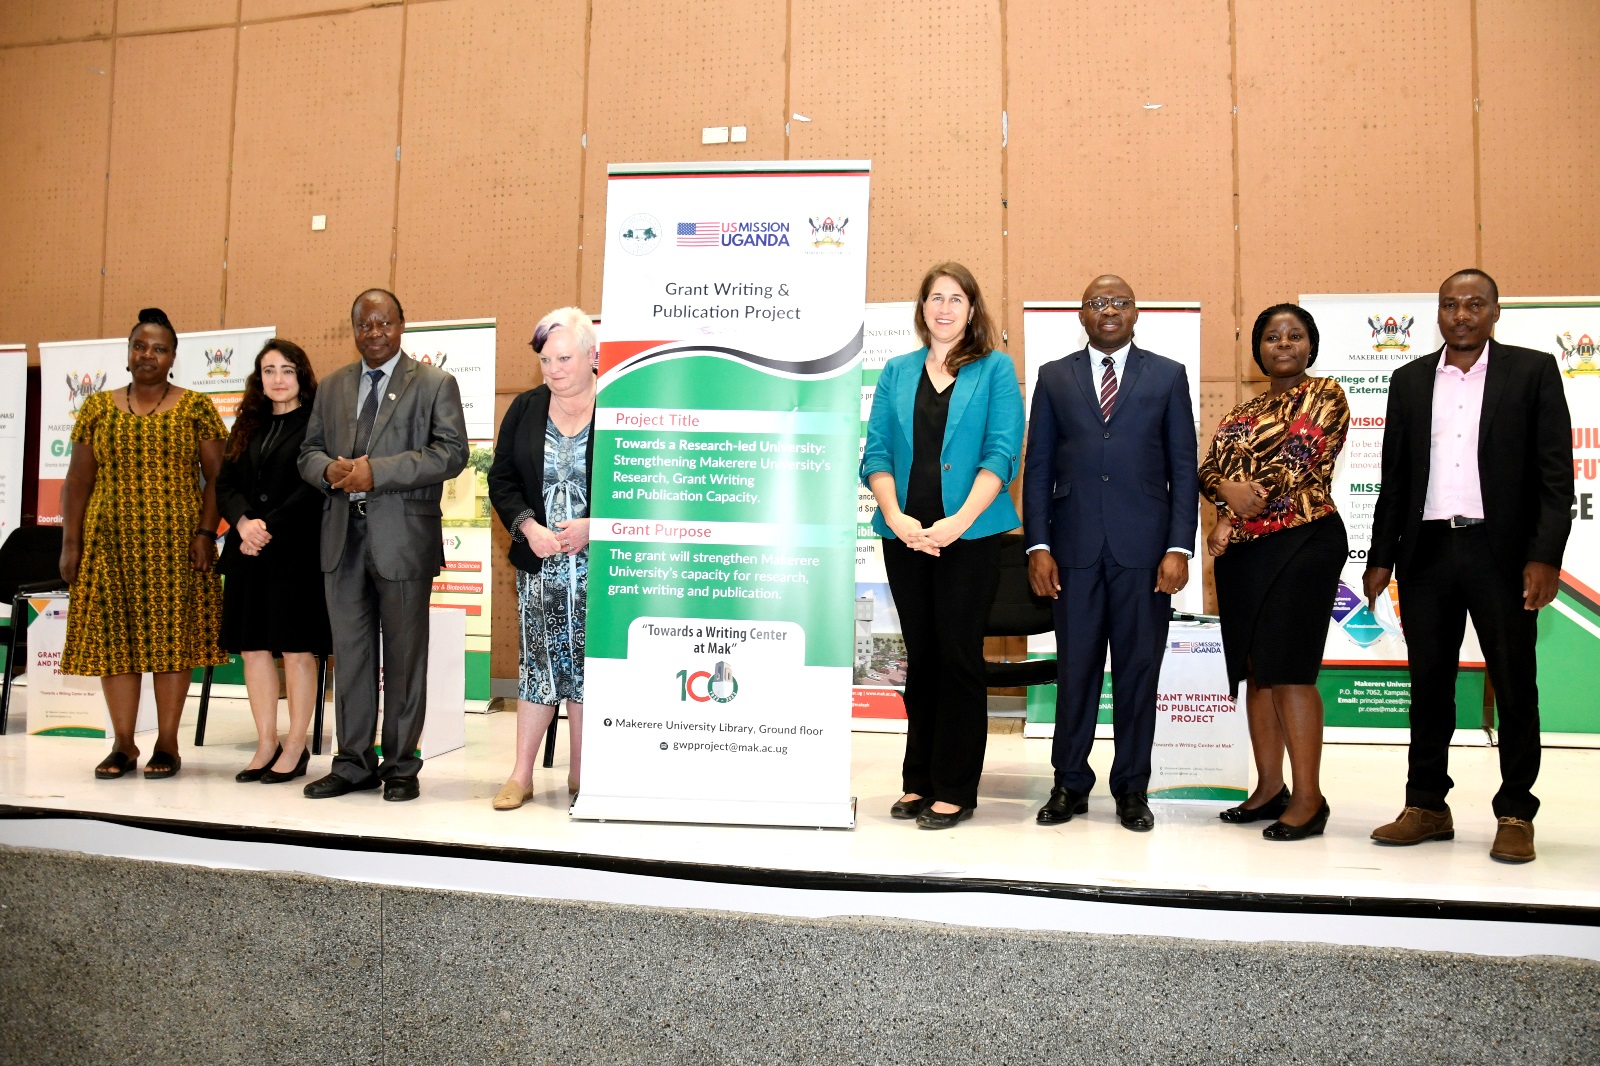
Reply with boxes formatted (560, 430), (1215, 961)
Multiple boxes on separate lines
(860, 261), (1025, 829)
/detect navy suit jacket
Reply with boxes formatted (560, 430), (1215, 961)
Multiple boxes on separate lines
(1022, 344), (1199, 569)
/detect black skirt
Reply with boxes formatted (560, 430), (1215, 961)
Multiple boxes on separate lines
(1213, 512), (1347, 690)
(218, 534), (332, 657)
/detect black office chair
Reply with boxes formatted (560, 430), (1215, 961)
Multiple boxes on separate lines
(193, 654), (330, 754)
(983, 533), (1058, 689)
(0, 526), (69, 735)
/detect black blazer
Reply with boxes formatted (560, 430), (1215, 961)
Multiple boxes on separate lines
(488, 385), (596, 574)
(1368, 339), (1573, 578)
(216, 406), (323, 576)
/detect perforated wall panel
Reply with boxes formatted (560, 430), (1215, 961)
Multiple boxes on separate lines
(0, 41), (113, 345)
(790, 0), (1004, 315)
(1236, 0), (1476, 374)
(225, 8), (403, 373)
(1007, 0), (1234, 379)
(0, 0), (112, 46)
(117, 0), (237, 34)
(395, 0), (588, 396)
(103, 29), (235, 335)
(1477, 0), (1600, 294)
(242, 0), (398, 22)
(577, 0), (788, 312)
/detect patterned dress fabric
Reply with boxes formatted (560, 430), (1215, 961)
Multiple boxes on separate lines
(62, 389), (230, 676)
(517, 419), (590, 704)
(1199, 376), (1350, 542)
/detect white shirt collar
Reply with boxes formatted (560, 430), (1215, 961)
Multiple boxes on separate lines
(1089, 341), (1132, 371)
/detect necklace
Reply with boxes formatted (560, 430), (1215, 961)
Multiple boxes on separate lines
(553, 391), (594, 422)
(126, 383), (171, 416)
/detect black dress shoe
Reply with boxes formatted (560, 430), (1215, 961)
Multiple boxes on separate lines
(1218, 785), (1290, 824)
(303, 772), (380, 799)
(890, 795), (931, 819)
(915, 805), (973, 830)
(383, 778), (421, 802)
(1263, 799), (1330, 841)
(260, 748), (310, 784)
(1036, 785), (1089, 825)
(1115, 792), (1155, 832)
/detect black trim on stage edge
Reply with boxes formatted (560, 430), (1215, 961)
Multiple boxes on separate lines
(4, 806), (1597, 929)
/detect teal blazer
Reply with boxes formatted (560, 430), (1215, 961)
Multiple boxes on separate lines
(860, 347), (1024, 540)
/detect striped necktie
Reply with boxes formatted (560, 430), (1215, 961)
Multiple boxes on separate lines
(1099, 356), (1118, 420)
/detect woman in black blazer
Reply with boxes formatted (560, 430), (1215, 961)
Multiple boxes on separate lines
(486, 307), (597, 810)
(216, 339), (331, 784)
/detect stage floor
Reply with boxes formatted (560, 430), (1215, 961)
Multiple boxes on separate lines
(2, 692), (1597, 960)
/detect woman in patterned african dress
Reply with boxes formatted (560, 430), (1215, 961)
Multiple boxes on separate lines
(1200, 304), (1349, 841)
(486, 307), (595, 810)
(59, 307), (230, 780)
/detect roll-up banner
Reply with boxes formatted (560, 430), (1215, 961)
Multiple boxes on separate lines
(1299, 295), (1490, 731)
(0, 344), (26, 618)
(577, 160), (870, 828)
(36, 326), (275, 525)
(852, 302), (918, 731)
(1494, 298), (1600, 736)
(401, 318), (496, 706)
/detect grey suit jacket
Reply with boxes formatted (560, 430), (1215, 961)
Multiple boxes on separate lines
(298, 352), (469, 581)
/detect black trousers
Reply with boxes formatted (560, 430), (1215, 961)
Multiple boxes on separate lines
(1399, 522), (1542, 820)
(881, 533), (1002, 809)
(1050, 541), (1169, 797)
(324, 513), (434, 783)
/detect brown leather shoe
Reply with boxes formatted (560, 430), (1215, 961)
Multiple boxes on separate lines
(1370, 805), (1454, 845)
(1489, 817), (1536, 864)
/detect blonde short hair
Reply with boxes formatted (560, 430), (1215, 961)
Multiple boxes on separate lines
(531, 306), (598, 360)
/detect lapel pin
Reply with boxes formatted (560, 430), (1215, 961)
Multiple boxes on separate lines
(388, 393), (397, 401)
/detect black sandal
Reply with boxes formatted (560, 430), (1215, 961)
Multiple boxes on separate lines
(143, 750), (181, 780)
(94, 750), (137, 779)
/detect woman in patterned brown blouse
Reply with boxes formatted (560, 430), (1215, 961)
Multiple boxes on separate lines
(59, 308), (229, 781)
(1200, 304), (1349, 841)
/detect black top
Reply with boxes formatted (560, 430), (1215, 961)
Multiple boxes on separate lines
(215, 405), (322, 576)
(487, 384), (597, 574)
(904, 366), (954, 525)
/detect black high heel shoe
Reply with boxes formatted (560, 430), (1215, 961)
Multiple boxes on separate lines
(1262, 799), (1330, 841)
(259, 747), (309, 784)
(236, 745), (282, 783)
(1218, 785), (1290, 824)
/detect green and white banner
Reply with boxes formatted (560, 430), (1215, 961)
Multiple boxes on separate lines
(576, 160), (870, 827)
(1496, 298), (1600, 737)
(1301, 293), (1600, 738)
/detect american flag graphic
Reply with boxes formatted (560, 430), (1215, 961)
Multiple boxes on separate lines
(677, 222), (720, 247)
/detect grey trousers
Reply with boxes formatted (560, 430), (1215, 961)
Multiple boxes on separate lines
(325, 513), (433, 782)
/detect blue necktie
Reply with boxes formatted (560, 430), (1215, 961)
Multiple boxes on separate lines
(353, 369), (383, 456)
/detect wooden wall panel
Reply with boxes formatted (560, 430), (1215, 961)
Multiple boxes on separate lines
(395, 0), (587, 398)
(396, 0), (589, 681)
(1007, 0), (1234, 379)
(225, 9), (403, 373)
(103, 29), (235, 336)
(243, 0), (399, 22)
(577, 0), (788, 312)
(117, 0), (237, 34)
(1477, 0), (1600, 295)
(1236, 0), (1476, 379)
(790, 0), (1004, 312)
(0, 41), (113, 346)
(0, 0), (112, 46)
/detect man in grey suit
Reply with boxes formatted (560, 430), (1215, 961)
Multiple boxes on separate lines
(299, 289), (468, 802)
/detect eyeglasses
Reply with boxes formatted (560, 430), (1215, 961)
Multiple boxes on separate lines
(1083, 297), (1135, 312)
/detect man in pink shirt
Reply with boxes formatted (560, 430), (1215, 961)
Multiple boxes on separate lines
(1363, 270), (1572, 863)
